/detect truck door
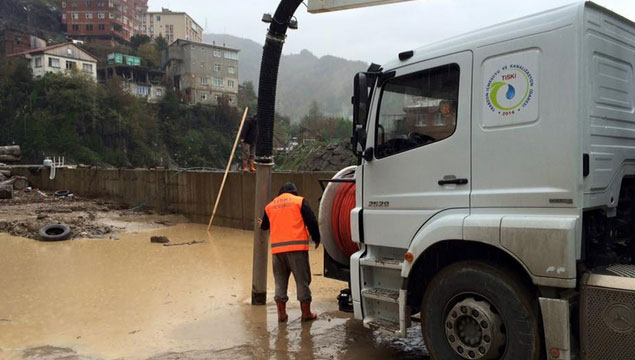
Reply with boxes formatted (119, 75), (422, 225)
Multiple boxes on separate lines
(362, 52), (472, 249)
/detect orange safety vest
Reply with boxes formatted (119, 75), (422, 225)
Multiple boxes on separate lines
(265, 193), (310, 254)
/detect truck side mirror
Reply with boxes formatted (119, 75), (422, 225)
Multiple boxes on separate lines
(352, 72), (370, 158)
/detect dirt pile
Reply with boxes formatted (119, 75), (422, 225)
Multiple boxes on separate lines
(0, 190), (128, 240)
(276, 141), (356, 171)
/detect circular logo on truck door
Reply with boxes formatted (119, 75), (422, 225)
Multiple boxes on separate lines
(485, 64), (535, 116)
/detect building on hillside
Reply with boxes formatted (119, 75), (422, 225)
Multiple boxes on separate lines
(98, 52), (165, 103)
(139, 9), (202, 44)
(163, 39), (239, 106)
(1, 28), (46, 57)
(60, 0), (148, 45)
(8, 42), (98, 81)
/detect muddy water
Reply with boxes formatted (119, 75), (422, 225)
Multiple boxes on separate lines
(0, 224), (427, 359)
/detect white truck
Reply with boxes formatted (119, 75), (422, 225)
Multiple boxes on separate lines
(318, 2), (635, 359)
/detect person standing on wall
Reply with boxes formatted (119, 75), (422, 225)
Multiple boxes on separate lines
(258, 182), (321, 323)
(240, 115), (257, 172)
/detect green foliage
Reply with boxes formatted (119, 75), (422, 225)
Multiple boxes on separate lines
(130, 34), (151, 50)
(238, 81), (257, 116)
(290, 101), (352, 142)
(154, 34), (168, 52)
(0, 64), (239, 169)
(137, 42), (160, 68)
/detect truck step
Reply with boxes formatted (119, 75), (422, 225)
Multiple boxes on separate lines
(364, 317), (401, 335)
(359, 257), (403, 270)
(362, 287), (400, 303)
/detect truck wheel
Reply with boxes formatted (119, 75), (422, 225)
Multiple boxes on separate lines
(420, 261), (542, 360)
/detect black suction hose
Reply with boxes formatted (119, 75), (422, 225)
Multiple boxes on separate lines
(255, 0), (304, 163)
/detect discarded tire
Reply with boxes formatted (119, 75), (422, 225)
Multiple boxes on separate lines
(54, 190), (71, 197)
(39, 224), (72, 241)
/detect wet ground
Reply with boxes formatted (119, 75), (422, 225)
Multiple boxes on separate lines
(0, 223), (428, 360)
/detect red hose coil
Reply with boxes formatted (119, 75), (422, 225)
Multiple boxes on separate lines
(331, 182), (359, 257)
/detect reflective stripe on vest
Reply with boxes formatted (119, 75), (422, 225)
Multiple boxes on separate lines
(265, 193), (310, 254)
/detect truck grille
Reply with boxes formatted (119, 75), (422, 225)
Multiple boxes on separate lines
(581, 272), (635, 359)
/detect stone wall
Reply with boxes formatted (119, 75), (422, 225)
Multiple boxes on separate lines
(9, 167), (337, 230)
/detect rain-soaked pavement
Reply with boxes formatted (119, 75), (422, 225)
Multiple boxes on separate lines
(0, 223), (428, 359)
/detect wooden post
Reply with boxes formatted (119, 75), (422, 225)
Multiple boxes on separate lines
(207, 107), (249, 231)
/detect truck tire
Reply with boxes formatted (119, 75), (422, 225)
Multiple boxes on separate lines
(420, 261), (542, 360)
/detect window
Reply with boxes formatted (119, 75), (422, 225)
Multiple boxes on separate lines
(109, 12), (114, 19)
(201, 93), (208, 101)
(71, 12), (79, 19)
(136, 85), (150, 96)
(49, 57), (60, 68)
(224, 52), (238, 60)
(85, 24), (93, 31)
(200, 77), (207, 84)
(227, 80), (234, 88)
(214, 64), (221, 72)
(98, 12), (105, 19)
(156, 15), (161, 21)
(228, 66), (235, 74)
(62, 1), (66, 7)
(212, 77), (223, 87)
(86, 12), (93, 19)
(66, 61), (76, 70)
(34, 57), (43, 68)
(98, 23), (105, 30)
(375, 63), (460, 159)
(82, 63), (93, 73)
(62, 13), (67, 20)
(72, 24), (79, 31)
(213, 50), (221, 57)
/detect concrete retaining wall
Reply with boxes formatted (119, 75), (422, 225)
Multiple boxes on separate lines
(9, 167), (336, 230)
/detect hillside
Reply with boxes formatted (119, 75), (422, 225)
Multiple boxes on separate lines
(204, 34), (368, 122)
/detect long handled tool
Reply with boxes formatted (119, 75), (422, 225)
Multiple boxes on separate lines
(207, 107), (249, 232)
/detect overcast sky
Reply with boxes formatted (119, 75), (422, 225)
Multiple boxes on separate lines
(148, 0), (635, 64)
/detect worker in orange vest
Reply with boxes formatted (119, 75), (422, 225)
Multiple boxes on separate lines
(258, 182), (321, 323)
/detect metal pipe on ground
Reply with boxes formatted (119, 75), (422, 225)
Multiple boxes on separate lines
(252, 0), (304, 305)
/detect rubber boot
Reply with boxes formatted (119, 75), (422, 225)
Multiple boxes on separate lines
(249, 159), (256, 172)
(276, 301), (288, 323)
(300, 301), (317, 322)
(242, 159), (249, 172)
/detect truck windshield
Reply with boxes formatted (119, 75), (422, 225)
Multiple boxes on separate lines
(375, 63), (460, 158)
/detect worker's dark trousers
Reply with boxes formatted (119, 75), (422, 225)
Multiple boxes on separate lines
(272, 250), (312, 303)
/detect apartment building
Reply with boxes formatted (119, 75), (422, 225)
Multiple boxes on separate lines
(140, 9), (203, 44)
(8, 42), (98, 81)
(61, 0), (148, 44)
(163, 40), (238, 106)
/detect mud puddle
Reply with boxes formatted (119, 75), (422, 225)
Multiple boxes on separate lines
(0, 224), (428, 359)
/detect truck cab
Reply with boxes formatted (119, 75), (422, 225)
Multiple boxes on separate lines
(319, 2), (635, 359)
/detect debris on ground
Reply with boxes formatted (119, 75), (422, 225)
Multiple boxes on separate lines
(151, 236), (170, 244)
(0, 189), (187, 241)
(0, 185), (12, 200)
(163, 240), (204, 247)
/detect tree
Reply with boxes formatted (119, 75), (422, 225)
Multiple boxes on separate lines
(154, 34), (168, 52)
(130, 34), (151, 50)
(238, 81), (257, 116)
(137, 42), (160, 68)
